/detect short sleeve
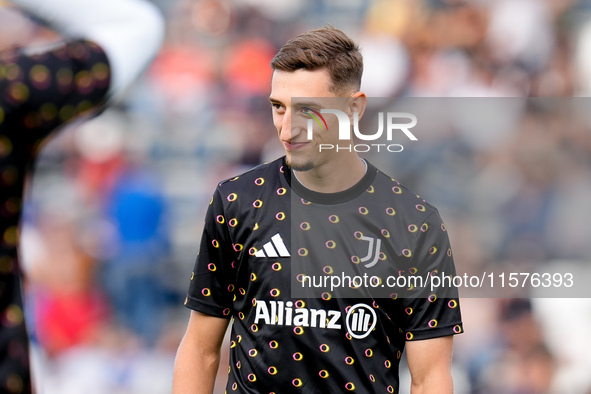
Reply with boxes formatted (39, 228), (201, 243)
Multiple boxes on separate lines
(395, 211), (463, 341)
(184, 187), (235, 319)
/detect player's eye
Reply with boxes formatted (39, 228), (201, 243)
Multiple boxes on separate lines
(301, 107), (313, 115)
(271, 103), (285, 113)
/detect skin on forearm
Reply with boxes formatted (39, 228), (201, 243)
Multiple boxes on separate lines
(406, 336), (454, 394)
(172, 338), (220, 393)
(410, 371), (453, 394)
(172, 311), (229, 394)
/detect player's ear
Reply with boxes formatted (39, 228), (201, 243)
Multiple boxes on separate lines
(348, 92), (367, 122)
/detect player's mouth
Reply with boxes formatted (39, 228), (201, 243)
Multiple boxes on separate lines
(283, 141), (309, 151)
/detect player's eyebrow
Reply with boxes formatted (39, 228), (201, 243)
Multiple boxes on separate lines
(294, 102), (322, 110)
(269, 97), (324, 108)
(268, 98), (326, 110)
(294, 99), (326, 109)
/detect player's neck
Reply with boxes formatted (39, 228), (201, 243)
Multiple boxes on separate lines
(293, 154), (367, 194)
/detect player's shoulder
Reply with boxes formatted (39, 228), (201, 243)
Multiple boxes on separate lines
(372, 165), (441, 219)
(216, 157), (286, 191)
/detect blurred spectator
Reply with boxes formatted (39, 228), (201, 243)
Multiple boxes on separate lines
(101, 164), (170, 345)
(26, 212), (108, 355)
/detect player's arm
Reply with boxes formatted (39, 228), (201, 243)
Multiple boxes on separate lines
(176, 187), (233, 393)
(172, 310), (229, 394)
(406, 335), (454, 394)
(8, 0), (165, 100)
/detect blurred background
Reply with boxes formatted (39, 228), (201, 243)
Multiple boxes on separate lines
(2, 0), (591, 392)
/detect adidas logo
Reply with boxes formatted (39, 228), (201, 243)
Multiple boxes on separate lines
(254, 233), (290, 257)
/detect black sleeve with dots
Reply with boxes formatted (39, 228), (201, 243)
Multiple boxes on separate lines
(0, 39), (110, 151)
(185, 187), (235, 319)
(0, 39), (110, 394)
(391, 211), (463, 341)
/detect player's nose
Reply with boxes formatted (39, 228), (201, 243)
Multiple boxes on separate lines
(281, 108), (296, 141)
(281, 109), (305, 142)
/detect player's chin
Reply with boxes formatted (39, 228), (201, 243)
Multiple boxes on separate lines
(286, 155), (314, 172)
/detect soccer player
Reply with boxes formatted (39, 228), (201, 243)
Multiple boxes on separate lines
(173, 27), (463, 394)
(0, 1), (164, 391)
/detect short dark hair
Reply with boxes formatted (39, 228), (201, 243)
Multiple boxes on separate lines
(270, 26), (363, 94)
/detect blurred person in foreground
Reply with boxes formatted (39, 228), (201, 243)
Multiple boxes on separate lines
(173, 26), (463, 394)
(0, 0), (164, 392)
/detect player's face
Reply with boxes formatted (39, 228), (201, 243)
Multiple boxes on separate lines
(269, 69), (346, 171)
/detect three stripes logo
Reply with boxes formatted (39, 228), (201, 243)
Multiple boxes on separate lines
(345, 303), (377, 339)
(254, 233), (291, 258)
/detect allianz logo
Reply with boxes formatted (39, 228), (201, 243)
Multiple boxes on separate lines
(254, 300), (377, 339)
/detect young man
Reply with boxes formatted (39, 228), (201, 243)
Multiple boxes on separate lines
(0, 1), (164, 391)
(173, 27), (463, 393)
